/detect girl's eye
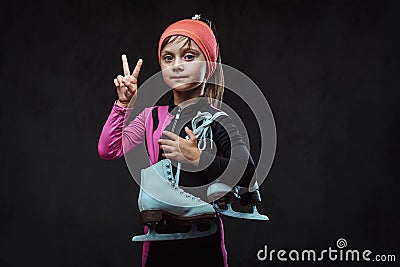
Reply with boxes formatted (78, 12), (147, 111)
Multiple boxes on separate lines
(163, 55), (173, 61)
(184, 54), (195, 60)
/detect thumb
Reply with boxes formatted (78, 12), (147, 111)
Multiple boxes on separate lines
(185, 127), (196, 141)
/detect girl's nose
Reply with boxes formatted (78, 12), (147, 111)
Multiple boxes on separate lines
(172, 58), (184, 72)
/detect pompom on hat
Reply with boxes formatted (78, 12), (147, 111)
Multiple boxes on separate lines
(158, 14), (218, 80)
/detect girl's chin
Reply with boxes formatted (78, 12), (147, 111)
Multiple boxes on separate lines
(171, 82), (202, 92)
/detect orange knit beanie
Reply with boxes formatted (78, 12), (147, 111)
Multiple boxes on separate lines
(158, 17), (218, 80)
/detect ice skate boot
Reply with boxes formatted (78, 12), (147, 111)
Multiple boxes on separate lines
(132, 159), (218, 242)
(207, 182), (269, 221)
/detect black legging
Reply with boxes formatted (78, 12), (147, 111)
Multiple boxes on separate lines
(144, 221), (225, 267)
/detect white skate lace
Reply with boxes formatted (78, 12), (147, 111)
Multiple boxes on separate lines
(187, 111), (227, 151)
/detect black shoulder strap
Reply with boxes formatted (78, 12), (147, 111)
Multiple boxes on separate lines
(144, 106), (159, 158)
(151, 107), (159, 133)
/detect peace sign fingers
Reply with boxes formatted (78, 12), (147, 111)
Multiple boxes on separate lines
(115, 54), (143, 108)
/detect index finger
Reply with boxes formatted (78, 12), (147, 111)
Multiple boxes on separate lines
(162, 130), (179, 141)
(121, 54), (130, 76)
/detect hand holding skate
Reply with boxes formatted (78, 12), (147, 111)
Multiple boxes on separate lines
(114, 54), (143, 108)
(159, 128), (201, 167)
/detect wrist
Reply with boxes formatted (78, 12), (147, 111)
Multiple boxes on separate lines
(191, 149), (202, 167)
(116, 100), (129, 108)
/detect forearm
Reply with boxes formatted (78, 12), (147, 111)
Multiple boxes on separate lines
(198, 145), (256, 187)
(98, 101), (129, 159)
(98, 101), (144, 160)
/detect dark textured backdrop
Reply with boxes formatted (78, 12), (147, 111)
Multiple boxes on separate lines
(1, 0), (399, 266)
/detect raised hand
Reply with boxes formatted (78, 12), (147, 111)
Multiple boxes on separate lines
(114, 54), (143, 107)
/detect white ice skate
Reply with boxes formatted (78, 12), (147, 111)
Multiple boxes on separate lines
(132, 159), (218, 242)
(207, 182), (269, 221)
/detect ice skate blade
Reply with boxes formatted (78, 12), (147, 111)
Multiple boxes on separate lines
(214, 203), (269, 221)
(131, 222), (218, 242)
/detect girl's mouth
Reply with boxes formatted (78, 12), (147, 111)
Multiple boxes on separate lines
(171, 76), (188, 80)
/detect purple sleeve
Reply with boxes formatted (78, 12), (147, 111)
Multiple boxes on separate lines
(98, 100), (147, 160)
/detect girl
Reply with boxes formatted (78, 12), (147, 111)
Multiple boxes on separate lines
(98, 15), (256, 267)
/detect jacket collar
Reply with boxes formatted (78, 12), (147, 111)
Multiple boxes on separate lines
(168, 91), (208, 114)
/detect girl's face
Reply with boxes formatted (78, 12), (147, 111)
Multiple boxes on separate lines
(160, 37), (207, 92)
